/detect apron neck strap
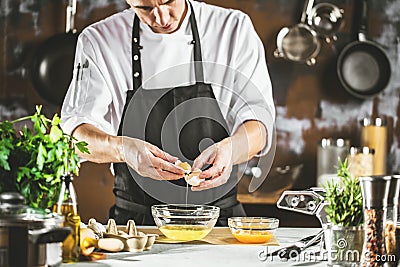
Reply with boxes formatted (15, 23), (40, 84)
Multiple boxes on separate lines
(188, 1), (205, 82)
(132, 1), (205, 90)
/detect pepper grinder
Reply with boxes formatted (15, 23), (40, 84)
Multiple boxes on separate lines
(386, 175), (400, 258)
(359, 175), (391, 266)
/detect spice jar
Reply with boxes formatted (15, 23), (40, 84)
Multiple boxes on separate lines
(360, 117), (387, 175)
(316, 138), (350, 186)
(359, 175), (391, 266)
(347, 146), (374, 178)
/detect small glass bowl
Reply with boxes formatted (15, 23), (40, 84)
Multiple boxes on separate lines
(228, 217), (279, 244)
(151, 204), (220, 241)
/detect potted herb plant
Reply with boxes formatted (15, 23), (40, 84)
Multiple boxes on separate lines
(323, 158), (364, 265)
(0, 106), (89, 209)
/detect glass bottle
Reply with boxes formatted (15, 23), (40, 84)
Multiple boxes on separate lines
(53, 174), (81, 263)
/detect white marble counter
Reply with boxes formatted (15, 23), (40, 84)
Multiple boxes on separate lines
(63, 227), (327, 267)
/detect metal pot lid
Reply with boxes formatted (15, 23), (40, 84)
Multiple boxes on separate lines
(0, 192), (63, 228)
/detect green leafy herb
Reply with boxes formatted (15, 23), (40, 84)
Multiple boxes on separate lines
(323, 158), (363, 227)
(0, 105), (89, 209)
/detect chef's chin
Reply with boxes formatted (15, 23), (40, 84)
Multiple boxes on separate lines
(152, 22), (178, 34)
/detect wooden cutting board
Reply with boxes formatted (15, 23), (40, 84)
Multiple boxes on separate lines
(138, 227), (279, 246)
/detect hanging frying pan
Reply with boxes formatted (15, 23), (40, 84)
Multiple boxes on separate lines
(30, 0), (78, 106)
(274, 0), (321, 66)
(337, 0), (390, 99)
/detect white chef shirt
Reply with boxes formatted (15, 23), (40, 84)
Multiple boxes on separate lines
(61, 0), (275, 155)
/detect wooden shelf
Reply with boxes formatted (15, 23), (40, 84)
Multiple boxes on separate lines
(238, 192), (281, 204)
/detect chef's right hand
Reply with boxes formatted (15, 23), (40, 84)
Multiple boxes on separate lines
(121, 137), (185, 180)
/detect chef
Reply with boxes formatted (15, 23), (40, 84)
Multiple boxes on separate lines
(61, 0), (275, 225)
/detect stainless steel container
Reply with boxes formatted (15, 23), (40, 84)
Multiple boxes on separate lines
(0, 192), (71, 267)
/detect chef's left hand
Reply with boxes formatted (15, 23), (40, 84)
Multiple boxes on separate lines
(191, 138), (233, 191)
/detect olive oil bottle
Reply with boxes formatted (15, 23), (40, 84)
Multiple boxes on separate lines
(53, 174), (81, 263)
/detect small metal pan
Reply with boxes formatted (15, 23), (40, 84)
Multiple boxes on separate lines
(274, 0), (321, 66)
(307, 3), (344, 43)
(337, 0), (391, 99)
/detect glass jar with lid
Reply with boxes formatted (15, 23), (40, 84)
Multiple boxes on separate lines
(316, 138), (350, 186)
(347, 146), (374, 178)
(360, 117), (387, 175)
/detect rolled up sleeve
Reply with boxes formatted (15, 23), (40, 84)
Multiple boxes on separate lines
(61, 31), (116, 137)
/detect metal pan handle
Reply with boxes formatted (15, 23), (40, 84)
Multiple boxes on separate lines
(66, 0), (77, 33)
(358, 0), (368, 41)
(300, 0), (315, 23)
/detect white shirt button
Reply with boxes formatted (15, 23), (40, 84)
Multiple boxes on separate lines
(133, 55), (139, 61)
(134, 72), (140, 77)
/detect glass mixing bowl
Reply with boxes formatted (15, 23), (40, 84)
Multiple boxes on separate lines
(151, 204), (220, 241)
(228, 217), (279, 244)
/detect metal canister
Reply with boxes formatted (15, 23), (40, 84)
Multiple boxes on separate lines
(360, 117), (387, 175)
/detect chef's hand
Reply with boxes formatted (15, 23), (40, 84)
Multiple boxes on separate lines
(191, 138), (234, 191)
(122, 137), (185, 180)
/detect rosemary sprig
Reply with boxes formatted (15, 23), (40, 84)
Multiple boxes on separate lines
(323, 158), (363, 227)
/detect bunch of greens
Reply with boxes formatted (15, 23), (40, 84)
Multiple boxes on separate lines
(0, 106), (89, 209)
(323, 158), (363, 227)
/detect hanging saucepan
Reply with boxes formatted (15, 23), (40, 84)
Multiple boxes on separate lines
(337, 0), (390, 99)
(30, 0), (78, 106)
(274, 0), (321, 66)
(307, 3), (344, 43)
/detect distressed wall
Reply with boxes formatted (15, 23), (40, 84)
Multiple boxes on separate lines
(1, 0), (399, 225)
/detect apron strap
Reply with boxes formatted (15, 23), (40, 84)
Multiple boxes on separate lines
(188, 2), (205, 82)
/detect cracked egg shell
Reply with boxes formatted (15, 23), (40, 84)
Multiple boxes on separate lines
(175, 160), (191, 174)
(185, 169), (205, 186)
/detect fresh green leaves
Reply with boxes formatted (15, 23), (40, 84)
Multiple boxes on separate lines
(323, 158), (363, 227)
(0, 121), (15, 171)
(0, 105), (89, 209)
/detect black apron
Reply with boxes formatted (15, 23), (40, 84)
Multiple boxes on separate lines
(110, 3), (245, 226)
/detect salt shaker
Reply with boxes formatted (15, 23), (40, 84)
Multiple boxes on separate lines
(359, 175), (391, 266)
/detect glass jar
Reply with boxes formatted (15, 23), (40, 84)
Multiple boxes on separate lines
(360, 117), (387, 175)
(316, 138), (350, 186)
(347, 146), (374, 179)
